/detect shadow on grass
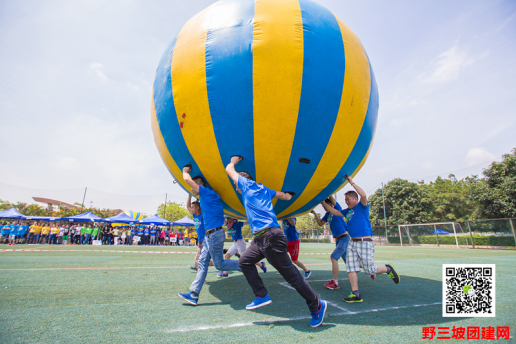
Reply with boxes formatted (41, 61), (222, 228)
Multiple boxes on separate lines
(205, 270), (456, 332)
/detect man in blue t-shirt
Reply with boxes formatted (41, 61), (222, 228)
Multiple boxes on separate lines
(282, 218), (311, 278)
(15, 223), (25, 245)
(8, 222), (18, 245)
(178, 165), (241, 306)
(219, 217), (267, 278)
(149, 227), (157, 245)
(1, 222), (11, 244)
(225, 156), (327, 328)
(312, 195), (350, 290)
(186, 194), (208, 271)
(322, 176), (400, 303)
(143, 227), (150, 245)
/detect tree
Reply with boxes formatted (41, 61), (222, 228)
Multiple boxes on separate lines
(156, 201), (192, 222)
(421, 174), (477, 222)
(369, 178), (434, 225)
(471, 148), (516, 218)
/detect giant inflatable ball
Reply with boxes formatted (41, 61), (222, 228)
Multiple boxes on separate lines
(151, 0), (379, 220)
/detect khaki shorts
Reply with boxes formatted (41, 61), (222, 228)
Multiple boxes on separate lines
(194, 241), (204, 262)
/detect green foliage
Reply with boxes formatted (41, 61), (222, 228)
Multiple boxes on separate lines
(156, 201), (191, 222)
(369, 179), (434, 225)
(471, 148), (516, 218)
(421, 174), (478, 222)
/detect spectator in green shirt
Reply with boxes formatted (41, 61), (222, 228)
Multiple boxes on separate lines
(81, 226), (87, 245)
(92, 226), (99, 240)
(85, 226), (93, 244)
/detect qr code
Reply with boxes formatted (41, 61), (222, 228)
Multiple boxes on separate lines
(442, 264), (495, 317)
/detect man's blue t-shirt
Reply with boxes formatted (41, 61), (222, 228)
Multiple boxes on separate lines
(237, 175), (279, 234)
(282, 218), (298, 242)
(227, 221), (243, 241)
(340, 202), (372, 237)
(130, 229), (136, 235)
(9, 225), (17, 235)
(16, 225), (25, 235)
(150, 228), (157, 236)
(23, 225), (29, 234)
(322, 202), (348, 238)
(137, 229), (144, 236)
(1, 225), (9, 234)
(198, 185), (225, 230)
(193, 213), (205, 242)
(143, 228), (150, 236)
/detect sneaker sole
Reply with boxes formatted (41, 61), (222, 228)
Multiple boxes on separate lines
(246, 300), (272, 310)
(305, 272), (312, 279)
(343, 299), (363, 303)
(178, 293), (198, 306)
(310, 300), (327, 328)
(324, 285), (340, 290)
(387, 264), (400, 284)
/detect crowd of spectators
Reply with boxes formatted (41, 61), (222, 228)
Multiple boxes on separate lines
(0, 221), (199, 246)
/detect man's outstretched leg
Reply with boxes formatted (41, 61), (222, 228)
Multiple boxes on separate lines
(239, 240), (271, 309)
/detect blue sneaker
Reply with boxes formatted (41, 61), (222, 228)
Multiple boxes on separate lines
(310, 300), (327, 328)
(260, 262), (267, 273)
(246, 294), (272, 310)
(217, 272), (228, 278)
(178, 291), (199, 306)
(304, 270), (312, 279)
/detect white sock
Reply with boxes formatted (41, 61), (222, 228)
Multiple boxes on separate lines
(333, 279), (338, 285)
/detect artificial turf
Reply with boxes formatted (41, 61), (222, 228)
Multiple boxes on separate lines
(0, 243), (515, 343)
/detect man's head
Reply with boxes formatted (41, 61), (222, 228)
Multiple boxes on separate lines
(324, 198), (333, 206)
(191, 200), (201, 214)
(233, 171), (254, 194)
(345, 190), (359, 208)
(191, 176), (205, 195)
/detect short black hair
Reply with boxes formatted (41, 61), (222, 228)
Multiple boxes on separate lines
(345, 190), (359, 199)
(324, 198), (332, 205)
(192, 176), (206, 186)
(192, 200), (201, 211)
(238, 171), (254, 181)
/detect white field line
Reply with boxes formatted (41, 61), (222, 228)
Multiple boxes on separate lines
(1, 249), (196, 254)
(165, 302), (442, 333)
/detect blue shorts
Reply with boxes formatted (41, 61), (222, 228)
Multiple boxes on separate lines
(330, 234), (350, 262)
(2, 233), (9, 239)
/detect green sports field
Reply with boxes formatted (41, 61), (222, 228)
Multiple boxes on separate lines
(1, 243), (515, 343)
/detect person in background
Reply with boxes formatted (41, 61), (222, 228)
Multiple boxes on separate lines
(16, 222), (26, 244)
(34, 222), (43, 244)
(112, 226), (120, 245)
(92, 225), (99, 242)
(127, 227), (134, 245)
(142, 226), (149, 245)
(49, 225), (59, 245)
(40, 223), (50, 244)
(282, 218), (311, 279)
(8, 221), (17, 245)
(61, 224), (68, 245)
(1, 222), (10, 244)
(121, 227), (127, 245)
(150, 226), (157, 245)
(27, 222), (37, 244)
(159, 228), (165, 246)
(80, 224), (87, 245)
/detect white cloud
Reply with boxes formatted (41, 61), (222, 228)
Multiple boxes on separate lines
(90, 63), (109, 81)
(422, 162), (435, 169)
(421, 43), (475, 83)
(465, 147), (496, 166)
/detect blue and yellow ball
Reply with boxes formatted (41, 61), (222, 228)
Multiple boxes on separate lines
(151, 0), (379, 220)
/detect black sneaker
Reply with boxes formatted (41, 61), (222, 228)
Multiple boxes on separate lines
(386, 264), (400, 284)
(343, 292), (363, 303)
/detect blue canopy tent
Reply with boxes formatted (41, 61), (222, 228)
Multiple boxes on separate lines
(139, 214), (170, 226)
(0, 208), (27, 219)
(171, 216), (195, 227)
(102, 212), (139, 224)
(60, 211), (102, 222)
(432, 229), (451, 235)
(24, 216), (61, 221)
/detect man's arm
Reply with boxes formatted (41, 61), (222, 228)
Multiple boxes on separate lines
(182, 165), (199, 194)
(347, 176), (367, 206)
(321, 201), (344, 217)
(225, 156), (242, 184)
(329, 195), (337, 207)
(310, 210), (326, 226)
(287, 218), (295, 226)
(274, 192), (292, 201)
(186, 194), (194, 214)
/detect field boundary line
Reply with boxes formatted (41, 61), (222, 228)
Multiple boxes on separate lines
(165, 302), (442, 333)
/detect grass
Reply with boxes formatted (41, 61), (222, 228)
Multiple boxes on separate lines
(1, 243), (515, 343)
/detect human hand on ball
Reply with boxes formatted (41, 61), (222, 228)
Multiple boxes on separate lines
(183, 165), (192, 173)
(231, 156), (242, 165)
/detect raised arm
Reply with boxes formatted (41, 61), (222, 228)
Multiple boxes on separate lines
(347, 176), (367, 206)
(287, 218), (295, 226)
(328, 195), (337, 207)
(321, 200), (344, 217)
(225, 156), (242, 184)
(274, 191), (292, 201)
(186, 194), (194, 214)
(183, 165), (199, 194)
(310, 210), (326, 226)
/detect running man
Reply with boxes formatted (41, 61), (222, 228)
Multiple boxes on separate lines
(321, 176), (400, 303)
(178, 165), (241, 306)
(311, 195), (350, 290)
(219, 218), (267, 278)
(282, 218), (311, 279)
(226, 156), (326, 328)
(185, 194), (212, 271)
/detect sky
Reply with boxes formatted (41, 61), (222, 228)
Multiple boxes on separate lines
(0, 0), (515, 214)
